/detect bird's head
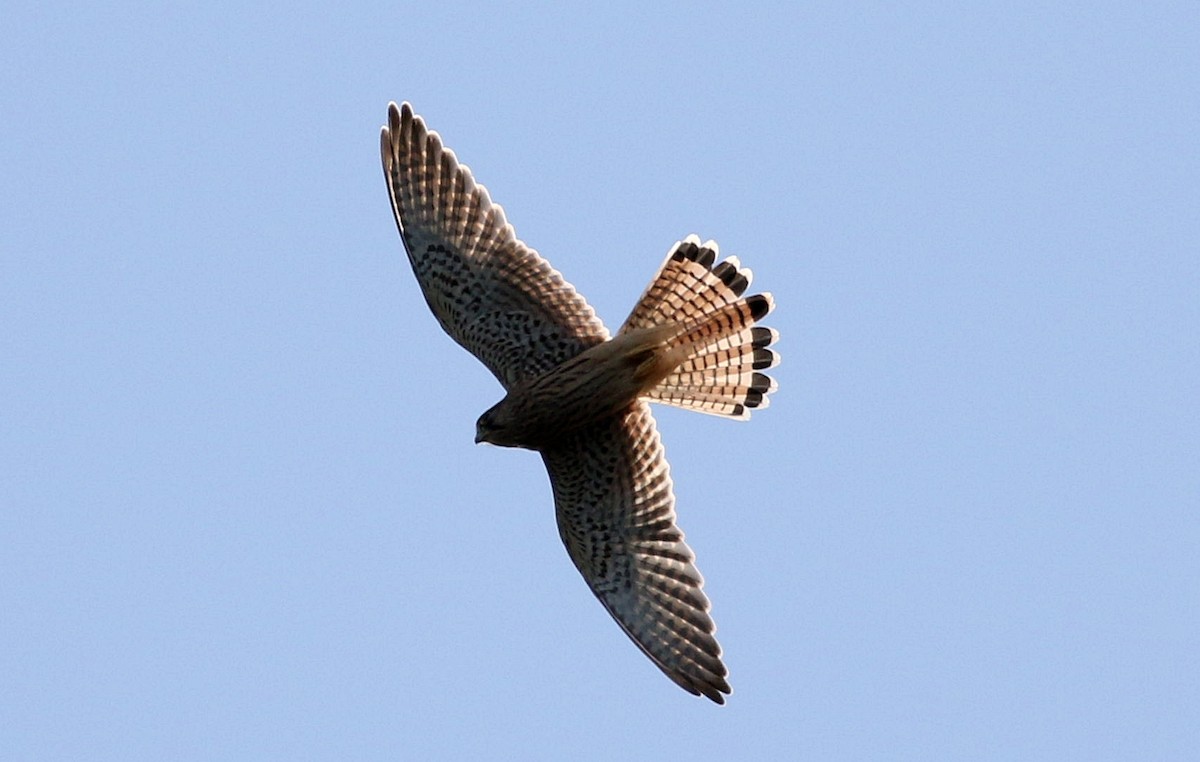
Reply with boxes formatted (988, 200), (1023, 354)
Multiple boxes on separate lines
(475, 400), (521, 448)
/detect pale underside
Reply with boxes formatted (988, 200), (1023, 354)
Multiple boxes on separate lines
(381, 102), (730, 701)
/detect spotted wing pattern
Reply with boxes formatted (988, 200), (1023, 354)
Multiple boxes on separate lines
(380, 102), (608, 388)
(541, 402), (731, 703)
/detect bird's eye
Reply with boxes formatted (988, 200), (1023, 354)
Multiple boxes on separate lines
(477, 411), (498, 434)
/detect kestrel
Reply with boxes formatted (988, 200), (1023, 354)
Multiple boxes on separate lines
(380, 102), (778, 703)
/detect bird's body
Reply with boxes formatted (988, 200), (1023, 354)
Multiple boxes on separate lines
(476, 324), (679, 448)
(381, 102), (778, 703)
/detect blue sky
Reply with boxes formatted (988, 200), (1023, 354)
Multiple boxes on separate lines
(3, 2), (1197, 759)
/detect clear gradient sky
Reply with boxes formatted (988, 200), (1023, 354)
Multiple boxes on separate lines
(3, 2), (1197, 759)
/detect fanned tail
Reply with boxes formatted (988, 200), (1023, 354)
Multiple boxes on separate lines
(619, 235), (780, 419)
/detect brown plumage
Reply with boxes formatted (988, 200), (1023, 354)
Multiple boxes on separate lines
(381, 102), (779, 703)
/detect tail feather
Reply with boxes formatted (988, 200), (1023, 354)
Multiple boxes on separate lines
(658, 370), (777, 396)
(645, 392), (753, 419)
(621, 237), (753, 334)
(684, 326), (780, 371)
(620, 235), (779, 419)
(667, 295), (773, 359)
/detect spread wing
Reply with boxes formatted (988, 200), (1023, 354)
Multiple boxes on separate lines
(541, 402), (731, 703)
(380, 102), (609, 388)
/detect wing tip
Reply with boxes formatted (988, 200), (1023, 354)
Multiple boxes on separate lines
(669, 663), (732, 705)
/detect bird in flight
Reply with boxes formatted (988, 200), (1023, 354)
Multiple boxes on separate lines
(380, 102), (779, 703)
